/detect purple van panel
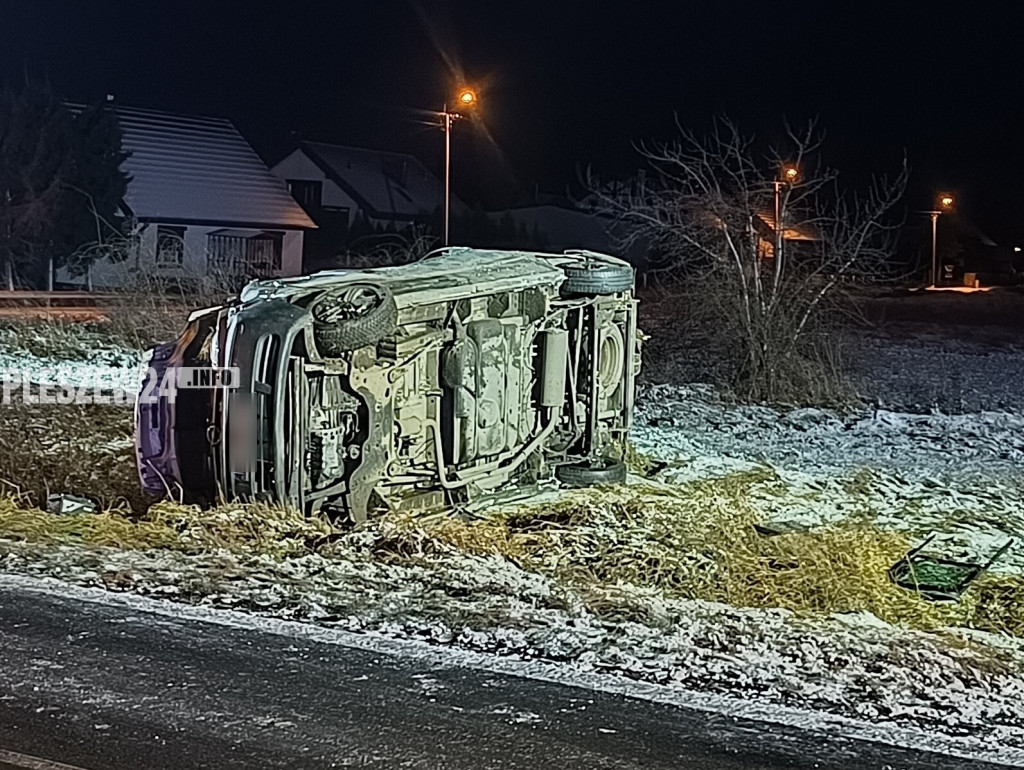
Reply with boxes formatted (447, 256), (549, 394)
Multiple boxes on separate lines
(134, 342), (181, 496)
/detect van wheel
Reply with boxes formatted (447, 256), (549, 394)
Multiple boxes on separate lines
(555, 458), (627, 487)
(561, 257), (634, 296)
(312, 283), (397, 355)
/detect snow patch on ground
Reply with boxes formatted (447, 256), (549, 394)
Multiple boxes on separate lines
(2, 318), (1024, 757)
(634, 383), (1024, 482)
(0, 347), (142, 393)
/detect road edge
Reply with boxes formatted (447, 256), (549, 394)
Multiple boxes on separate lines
(1, 572), (1021, 768)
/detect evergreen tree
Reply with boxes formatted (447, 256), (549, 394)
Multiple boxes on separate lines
(0, 80), (74, 288)
(0, 83), (129, 287)
(58, 100), (131, 275)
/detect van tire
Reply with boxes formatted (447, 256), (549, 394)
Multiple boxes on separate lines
(561, 258), (634, 296)
(312, 283), (397, 355)
(555, 458), (627, 487)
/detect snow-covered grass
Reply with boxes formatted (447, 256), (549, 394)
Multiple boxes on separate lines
(0, 476), (1022, 749)
(632, 383), (1024, 577)
(0, 321), (142, 392)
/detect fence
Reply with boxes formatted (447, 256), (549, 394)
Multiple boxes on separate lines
(0, 290), (119, 320)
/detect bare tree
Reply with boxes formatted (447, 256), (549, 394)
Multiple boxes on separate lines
(334, 225), (439, 268)
(592, 118), (907, 403)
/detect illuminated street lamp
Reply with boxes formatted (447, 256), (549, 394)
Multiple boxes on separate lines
(927, 193), (955, 286)
(773, 165), (799, 262)
(439, 86), (479, 245)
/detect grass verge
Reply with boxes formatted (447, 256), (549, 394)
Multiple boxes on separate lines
(385, 479), (1024, 637)
(0, 496), (334, 558)
(1, 473), (1020, 639)
(0, 403), (142, 510)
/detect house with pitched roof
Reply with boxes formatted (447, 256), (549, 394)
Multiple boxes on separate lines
(71, 105), (314, 286)
(273, 141), (446, 227)
(271, 141), (460, 267)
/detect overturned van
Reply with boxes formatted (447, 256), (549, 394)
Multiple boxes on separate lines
(135, 248), (641, 521)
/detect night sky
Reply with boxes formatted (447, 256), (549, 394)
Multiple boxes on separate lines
(2, 1), (1022, 244)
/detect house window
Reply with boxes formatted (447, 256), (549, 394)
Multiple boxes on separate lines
(156, 225), (186, 266)
(207, 230), (283, 277)
(287, 180), (322, 212)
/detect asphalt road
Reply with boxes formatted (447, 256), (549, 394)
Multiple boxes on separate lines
(0, 583), (1008, 770)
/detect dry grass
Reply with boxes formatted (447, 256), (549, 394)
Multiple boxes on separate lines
(0, 472), (1020, 637)
(0, 495), (335, 558)
(146, 500), (336, 557)
(972, 575), (1024, 637)
(0, 403), (143, 510)
(385, 477), (1024, 637)
(102, 269), (237, 349)
(0, 494), (179, 550)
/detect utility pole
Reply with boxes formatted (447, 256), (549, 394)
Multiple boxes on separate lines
(437, 87), (478, 246)
(925, 194), (954, 287)
(930, 210), (939, 287)
(773, 179), (782, 264)
(443, 107), (453, 246)
(773, 166), (799, 267)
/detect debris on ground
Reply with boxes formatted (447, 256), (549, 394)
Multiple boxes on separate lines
(46, 493), (98, 515)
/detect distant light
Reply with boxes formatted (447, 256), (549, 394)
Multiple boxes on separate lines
(939, 194), (954, 209)
(784, 166), (799, 181)
(1016, 247), (1022, 253)
(457, 88), (477, 106)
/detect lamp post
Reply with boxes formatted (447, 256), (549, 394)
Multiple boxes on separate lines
(926, 193), (955, 286)
(773, 165), (799, 263)
(440, 87), (478, 246)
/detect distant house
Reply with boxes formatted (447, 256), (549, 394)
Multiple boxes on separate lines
(69, 106), (314, 287)
(273, 141), (449, 228)
(753, 206), (819, 259)
(271, 142), (460, 267)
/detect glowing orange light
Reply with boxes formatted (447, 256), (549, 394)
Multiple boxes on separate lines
(783, 166), (799, 182)
(457, 88), (477, 106)
(939, 194), (954, 208)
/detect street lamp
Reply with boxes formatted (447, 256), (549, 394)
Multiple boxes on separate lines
(439, 86), (479, 245)
(927, 193), (955, 286)
(773, 165), (799, 262)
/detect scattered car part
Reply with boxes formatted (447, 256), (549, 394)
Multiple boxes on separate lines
(888, 533), (1013, 601)
(46, 493), (97, 515)
(753, 520), (813, 537)
(135, 248), (641, 521)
